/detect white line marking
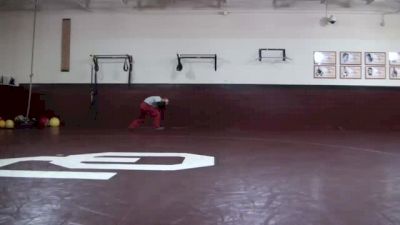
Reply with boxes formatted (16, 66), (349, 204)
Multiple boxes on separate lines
(0, 170), (116, 180)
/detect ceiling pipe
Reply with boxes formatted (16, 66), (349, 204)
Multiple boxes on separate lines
(73, 0), (90, 9)
(365, 0), (374, 4)
(272, 0), (292, 8)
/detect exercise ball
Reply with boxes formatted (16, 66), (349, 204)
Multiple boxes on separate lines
(39, 116), (49, 128)
(0, 120), (5, 128)
(5, 120), (14, 129)
(49, 117), (60, 127)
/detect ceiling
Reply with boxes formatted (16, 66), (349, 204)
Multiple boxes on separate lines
(0, 0), (399, 13)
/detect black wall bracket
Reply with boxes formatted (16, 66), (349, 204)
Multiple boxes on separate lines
(176, 54), (218, 71)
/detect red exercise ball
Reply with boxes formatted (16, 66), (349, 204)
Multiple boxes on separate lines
(39, 116), (49, 128)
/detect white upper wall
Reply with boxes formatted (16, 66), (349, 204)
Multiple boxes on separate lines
(0, 10), (399, 85)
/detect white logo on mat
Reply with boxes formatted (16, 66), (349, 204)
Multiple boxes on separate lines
(0, 152), (215, 180)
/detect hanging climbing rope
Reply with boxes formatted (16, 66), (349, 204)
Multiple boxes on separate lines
(25, 0), (38, 120)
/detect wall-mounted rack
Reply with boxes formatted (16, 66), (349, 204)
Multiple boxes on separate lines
(176, 54), (218, 71)
(91, 54), (133, 86)
(258, 48), (287, 62)
(89, 54), (133, 119)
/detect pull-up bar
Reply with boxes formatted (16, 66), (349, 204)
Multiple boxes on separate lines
(91, 54), (133, 85)
(176, 54), (218, 71)
(258, 48), (287, 61)
(89, 54), (134, 119)
(92, 54), (132, 59)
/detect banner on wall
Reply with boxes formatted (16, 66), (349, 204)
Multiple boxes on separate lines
(313, 51), (336, 79)
(389, 66), (400, 80)
(365, 66), (386, 79)
(314, 65), (336, 79)
(340, 66), (361, 79)
(365, 52), (386, 65)
(340, 52), (362, 65)
(389, 52), (400, 65)
(314, 51), (336, 65)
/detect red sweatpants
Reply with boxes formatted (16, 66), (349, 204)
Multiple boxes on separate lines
(129, 102), (161, 128)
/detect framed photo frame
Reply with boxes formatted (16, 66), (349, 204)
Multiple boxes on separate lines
(340, 66), (361, 79)
(314, 65), (336, 79)
(365, 66), (386, 79)
(389, 66), (400, 80)
(389, 52), (400, 65)
(340, 51), (362, 65)
(314, 51), (336, 65)
(365, 52), (386, 65)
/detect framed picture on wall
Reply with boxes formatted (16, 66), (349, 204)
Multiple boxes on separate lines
(314, 51), (336, 65)
(389, 52), (400, 65)
(365, 52), (386, 65)
(314, 65), (336, 79)
(389, 66), (400, 80)
(365, 66), (386, 79)
(340, 66), (361, 79)
(340, 51), (362, 65)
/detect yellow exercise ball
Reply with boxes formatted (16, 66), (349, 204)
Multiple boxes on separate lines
(0, 120), (5, 128)
(5, 120), (14, 129)
(49, 117), (60, 127)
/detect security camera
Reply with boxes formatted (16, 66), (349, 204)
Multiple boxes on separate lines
(327, 15), (337, 24)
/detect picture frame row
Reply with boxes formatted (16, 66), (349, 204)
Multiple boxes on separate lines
(314, 65), (400, 79)
(314, 51), (400, 66)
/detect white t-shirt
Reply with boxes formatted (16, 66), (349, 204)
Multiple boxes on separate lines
(144, 96), (162, 107)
